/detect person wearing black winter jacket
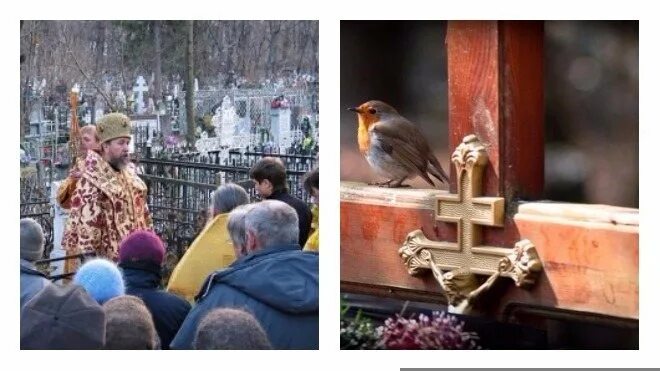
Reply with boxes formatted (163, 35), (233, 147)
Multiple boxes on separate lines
(249, 157), (312, 246)
(118, 230), (191, 350)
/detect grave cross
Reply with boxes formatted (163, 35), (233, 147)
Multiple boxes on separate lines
(133, 76), (149, 114)
(340, 20), (638, 321)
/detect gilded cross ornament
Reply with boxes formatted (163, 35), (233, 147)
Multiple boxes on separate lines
(399, 134), (542, 314)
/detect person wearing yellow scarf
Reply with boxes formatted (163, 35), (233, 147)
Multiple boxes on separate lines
(304, 205), (319, 252)
(302, 168), (319, 252)
(166, 184), (249, 302)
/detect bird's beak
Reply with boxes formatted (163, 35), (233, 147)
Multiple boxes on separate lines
(348, 107), (360, 113)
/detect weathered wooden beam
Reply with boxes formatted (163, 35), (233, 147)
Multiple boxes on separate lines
(447, 21), (544, 205)
(340, 183), (639, 319)
(503, 203), (638, 319)
(340, 183), (444, 296)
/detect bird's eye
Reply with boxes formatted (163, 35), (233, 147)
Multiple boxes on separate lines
(368, 108), (377, 114)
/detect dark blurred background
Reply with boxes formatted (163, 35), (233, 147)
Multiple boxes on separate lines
(340, 21), (638, 208)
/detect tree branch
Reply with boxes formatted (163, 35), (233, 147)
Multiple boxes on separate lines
(67, 49), (116, 111)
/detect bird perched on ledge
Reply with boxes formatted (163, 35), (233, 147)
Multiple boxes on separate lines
(348, 100), (449, 188)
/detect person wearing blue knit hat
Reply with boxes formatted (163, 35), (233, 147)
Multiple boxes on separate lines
(73, 258), (125, 304)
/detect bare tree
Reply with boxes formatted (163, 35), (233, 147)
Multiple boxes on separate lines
(20, 20), (319, 137)
(185, 20), (195, 146)
(153, 21), (162, 103)
(20, 21), (38, 141)
(91, 21), (107, 123)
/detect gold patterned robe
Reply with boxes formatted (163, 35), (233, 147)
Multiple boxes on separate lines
(61, 151), (152, 263)
(56, 157), (85, 209)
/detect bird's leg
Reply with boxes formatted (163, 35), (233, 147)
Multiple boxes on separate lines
(368, 179), (394, 186)
(388, 177), (410, 188)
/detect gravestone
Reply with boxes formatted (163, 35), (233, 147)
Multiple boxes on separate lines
(116, 90), (127, 111)
(133, 76), (149, 114)
(270, 96), (292, 152)
(50, 181), (68, 277)
(147, 97), (156, 115)
(130, 115), (159, 154)
(214, 96), (238, 147)
(95, 107), (105, 122)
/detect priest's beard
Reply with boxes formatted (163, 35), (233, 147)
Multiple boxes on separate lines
(107, 156), (127, 171)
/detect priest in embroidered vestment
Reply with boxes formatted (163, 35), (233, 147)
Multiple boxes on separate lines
(62, 113), (152, 265)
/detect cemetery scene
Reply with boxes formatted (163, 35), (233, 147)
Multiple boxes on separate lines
(20, 20), (319, 349)
(340, 21), (638, 349)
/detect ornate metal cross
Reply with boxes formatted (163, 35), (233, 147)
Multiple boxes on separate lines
(399, 134), (542, 313)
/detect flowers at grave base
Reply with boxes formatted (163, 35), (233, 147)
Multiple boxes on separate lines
(339, 305), (481, 350)
(378, 311), (480, 350)
(165, 135), (179, 148)
(340, 307), (382, 350)
(271, 95), (289, 109)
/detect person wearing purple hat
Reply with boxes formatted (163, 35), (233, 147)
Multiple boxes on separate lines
(118, 230), (191, 350)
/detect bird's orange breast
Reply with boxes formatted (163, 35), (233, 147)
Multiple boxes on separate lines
(357, 114), (377, 155)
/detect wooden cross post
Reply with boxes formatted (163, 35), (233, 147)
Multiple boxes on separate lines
(341, 21), (638, 321)
(447, 21), (544, 203)
(417, 21), (545, 312)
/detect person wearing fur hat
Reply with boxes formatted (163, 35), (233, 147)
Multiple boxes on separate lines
(21, 284), (106, 349)
(118, 230), (191, 350)
(61, 112), (152, 270)
(20, 218), (51, 309)
(103, 295), (159, 350)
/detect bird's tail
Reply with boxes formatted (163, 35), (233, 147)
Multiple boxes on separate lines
(428, 156), (450, 184)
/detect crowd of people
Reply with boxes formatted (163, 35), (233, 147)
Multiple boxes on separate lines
(20, 112), (320, 350)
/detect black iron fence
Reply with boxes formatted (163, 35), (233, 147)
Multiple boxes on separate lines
(137, 151), (316, 280)
(20, 172), (54, 259)
(20, 148), (317, 281)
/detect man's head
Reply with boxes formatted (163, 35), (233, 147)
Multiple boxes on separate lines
(249, 157), (288, 198)
(103, 295), (158, 350)
(210, 183), (249, 216)
(226, 204), (254, 258)
(97, 113), (132, 170)
(244, 200), (299, 252)
(79, 125), (99, 153)
(20, 218), (44, 262)
(194, 308), (272, 350)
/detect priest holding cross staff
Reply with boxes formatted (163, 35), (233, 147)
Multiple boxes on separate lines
(61, 112), (152, 272)
(57, 90), (91, 208)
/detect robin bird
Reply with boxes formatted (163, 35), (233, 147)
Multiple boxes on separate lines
(348, 100), (449, 188)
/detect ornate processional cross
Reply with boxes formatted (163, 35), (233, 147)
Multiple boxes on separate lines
(399, 135), (542, 314)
